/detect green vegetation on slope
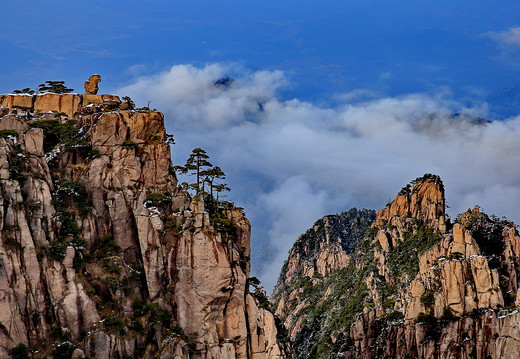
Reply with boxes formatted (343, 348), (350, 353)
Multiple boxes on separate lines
(275, 202), (520, 359)
(273, 211), (445, 359)
(291, 238), (376, 358)
(273, 208), (376, 301)
(296, 208), (376, 258)
(387, 220), (442, 278)
(271, 208), (379, 359)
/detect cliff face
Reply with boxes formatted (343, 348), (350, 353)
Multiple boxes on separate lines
(348, 179), (520, 359)
(275, 209), (376, 285)
(0, 93), (283, 358)
(273, 174), (520, 359)
(271, 209), (376, 343)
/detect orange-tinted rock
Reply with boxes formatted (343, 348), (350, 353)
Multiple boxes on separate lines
(33, 93), (82, 116)
(82, 94), (121, 107)
(0, 94), (33, 112)
(119, 101), (133, 110)
(374, 176), (445, 231)
(277, 174), (520, 359)
(0, 115), (28, 132)
(24, 128), (44, 156)
(0, 92), (283, 358)
(84, 74), (101, 94)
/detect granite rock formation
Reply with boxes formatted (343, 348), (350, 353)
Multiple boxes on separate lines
(0, 92), (284, 358)
(273, 174), (520, 359)
(84, 75), (101, 95)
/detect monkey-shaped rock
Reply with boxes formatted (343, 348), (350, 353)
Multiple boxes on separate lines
(84, 74), (101, 94)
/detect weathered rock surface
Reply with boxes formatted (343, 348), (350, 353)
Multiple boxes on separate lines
(374, 174), (446, 231)
(84, 74), (101, 94)
(272, 208), (375, 342)
(273, 174), (520, 359)
(347, 199), (520, 359)
(0, 93), (283, 358)
(275, 209), (375, 289)
(0, 93), (121, 118)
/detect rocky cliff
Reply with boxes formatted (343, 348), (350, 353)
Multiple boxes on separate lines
(271, 209), (375, 347)
(275, 209), (376, 285)
(0, 92), (284, 358)
(273, 174), (520, 358)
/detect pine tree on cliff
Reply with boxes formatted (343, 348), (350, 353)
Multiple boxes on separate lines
(202, 165), (227, 199)
(213, 182), (230, 201)
(37, 80), (74, 94)
(175, 148), (231, 204)
(175, 148), (213, 195)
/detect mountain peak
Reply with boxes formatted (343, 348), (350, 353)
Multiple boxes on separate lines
(374, 173), (446, 232)
(272, 173), (520, 359)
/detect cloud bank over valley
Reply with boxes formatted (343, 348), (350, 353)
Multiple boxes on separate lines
(119, 63), (520, 291)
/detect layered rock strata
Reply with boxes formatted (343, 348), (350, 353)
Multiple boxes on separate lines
(0, 94), (283, 358)
(0, 93), (120, 118)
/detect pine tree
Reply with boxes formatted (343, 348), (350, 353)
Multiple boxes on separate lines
(175, 149), (230, 201)
(38, 81), (74, 94)
(202, 165), (226, 198)
(175, 148), (213, 195)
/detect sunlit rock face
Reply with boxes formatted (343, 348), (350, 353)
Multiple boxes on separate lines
(84, 74), (102, 95)
(0, 93), (284, 358)
(273, 174), (520, 359)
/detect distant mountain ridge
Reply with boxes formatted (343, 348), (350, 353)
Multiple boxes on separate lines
(273, 208), (375, 301)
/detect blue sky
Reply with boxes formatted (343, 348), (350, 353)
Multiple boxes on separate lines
(2, 1), (520, 110)
(2, 1), (520, 290)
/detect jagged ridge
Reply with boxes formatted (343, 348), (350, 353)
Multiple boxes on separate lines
(271, 208), (376, 356)
(273, 174), (520, 359)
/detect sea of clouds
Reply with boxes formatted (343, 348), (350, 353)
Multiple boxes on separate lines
(118, 63), (520, 291)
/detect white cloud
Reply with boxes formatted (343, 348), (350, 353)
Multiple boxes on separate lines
(334, 89), (378, 103)
(379, 72), (392, 81)
(119, 63), (286, 129)
(253, 177), (334, 290)
(486, 26), (520, 49)
(126, 64), (148, 76)
(118, 63), (520, 291)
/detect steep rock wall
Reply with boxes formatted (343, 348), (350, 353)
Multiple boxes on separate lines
(273, 174), (520, 359)
(348, 198), (520, 358)
(272, 209), (375, 343)
(0, 95), (283, 358)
